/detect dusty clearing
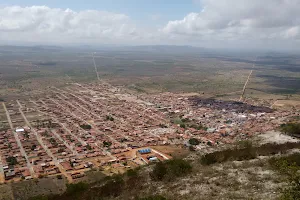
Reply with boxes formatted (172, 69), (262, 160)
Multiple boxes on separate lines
(258, 131), (299, 144)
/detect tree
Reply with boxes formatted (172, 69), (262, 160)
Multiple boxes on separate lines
(6, 156), (18, 166)
(86, 144), (92, 150)
(80, 124), (92, 130)
(150, 159), (192, 181)
(138, 195), (167, 200)
(180, 123), (186, 129)
(31, 144), (37, 151)
(281, 123), (300, 136)
(189, 138), (200, 145)
(106, 115), (114, 121)
(103, 141), (112, 147)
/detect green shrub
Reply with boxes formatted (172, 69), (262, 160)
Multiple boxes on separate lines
(80, 124), (92, 130)
(200, 146), (257, 165)
(280, 175), (300, 200)
(138, 195), (167, 200)
(98, 175), (125, 197)
(151, 162), (167, 181)
(6, 156), (18, 166)
(28, 196), (49, 200)
(281, 123), (300, 136)
(106, 115), (114, 121)
(66, 182), (88, 195)
(269, 153), (300, 176)
(150, 159), (192, 181)
(189, 138), (200, 145)
(103, 141), (112, 147)
(180, 123), (186, 129)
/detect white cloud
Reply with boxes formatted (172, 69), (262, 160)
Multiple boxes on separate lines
(162, 0), (300, 47)
(1, 2), (300, 49)
(0, 6), (142, 44)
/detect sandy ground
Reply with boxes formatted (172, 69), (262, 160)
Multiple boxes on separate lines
(258, 131), (299, 144)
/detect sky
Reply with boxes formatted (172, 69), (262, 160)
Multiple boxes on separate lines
(0, 0), (300, 51)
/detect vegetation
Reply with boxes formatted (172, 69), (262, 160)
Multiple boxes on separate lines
(189, 138), (200, 145)
(96, 175), (125, 197)
(103, 141), (112, 147)
(80, 124), (92, 130)
(280, 175), (300, 200)
(86, 144), (92, 150)
(150, 159), (192, 181)
(106, 115), (115, 121)
(171, 117), (205, 130)
(49, 138), (58, 147)
(269, 154), (300, 200)
(201, 142), (300, 165)
(57, 148), (64, 153)
(28, 195), (50, 200)
(138, 195), (167, 200)
(6, 156), (18, 166)
(159, 124), (168, 128)
(280, 123), (300, 136)
(66, 182), (89, 195)
(56, 174), (63, 179)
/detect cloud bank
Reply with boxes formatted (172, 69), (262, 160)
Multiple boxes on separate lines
(0, 6), (141, 45)
(162, 0), (300, 46)
(1, 1), (300, 50)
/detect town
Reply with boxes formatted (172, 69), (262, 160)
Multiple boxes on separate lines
(0, 82), (299, 183)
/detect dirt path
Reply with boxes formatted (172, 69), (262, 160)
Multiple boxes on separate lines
(239, 70), (253, 101)
(2, 102), (35, 178)
(16, 100), (73, 182)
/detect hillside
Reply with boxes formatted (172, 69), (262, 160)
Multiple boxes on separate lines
(26, 130), (300, 200)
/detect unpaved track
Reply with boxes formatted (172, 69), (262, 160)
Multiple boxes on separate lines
(16, 100), (73, 182)
(2, 102), (35, 178)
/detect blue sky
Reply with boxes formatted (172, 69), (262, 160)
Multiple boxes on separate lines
(0, 0), (200, 24)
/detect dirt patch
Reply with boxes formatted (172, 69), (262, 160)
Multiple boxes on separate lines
(258, 131), (299, 144)
(0, 184), (13, 200)
(12, 177), (67, 200)
(150, 145), (189, 158)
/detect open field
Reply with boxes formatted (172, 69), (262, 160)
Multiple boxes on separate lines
(0, 46), (299, 103)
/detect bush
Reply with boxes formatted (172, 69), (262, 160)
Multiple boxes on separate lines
(269, 153), (300, 176)
(56, 174), (63, 179)
(28, 196), (49, 200)
(159, 124), (168, 128)
(200, 146), (257, 165)
(200, 142), (300, 166)
(66, 182), (88, 195)
(138, 195), (168, 200)
(103, 141), (112, 147)
(150, 159), (192, 181)
(106, 115), (114, 121)
(189, 138), (200, 145)
(6, 156), (18, 166)
(180, 123), (186, 129)
(280, 175), (300, 200)
(97, 175), (125, 197)
(281, 123), (300, 136)
(80, 124), (92, 130)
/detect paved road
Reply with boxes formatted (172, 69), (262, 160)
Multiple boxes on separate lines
(17, 100), (73, 182)
(2, 102), (35, 178)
